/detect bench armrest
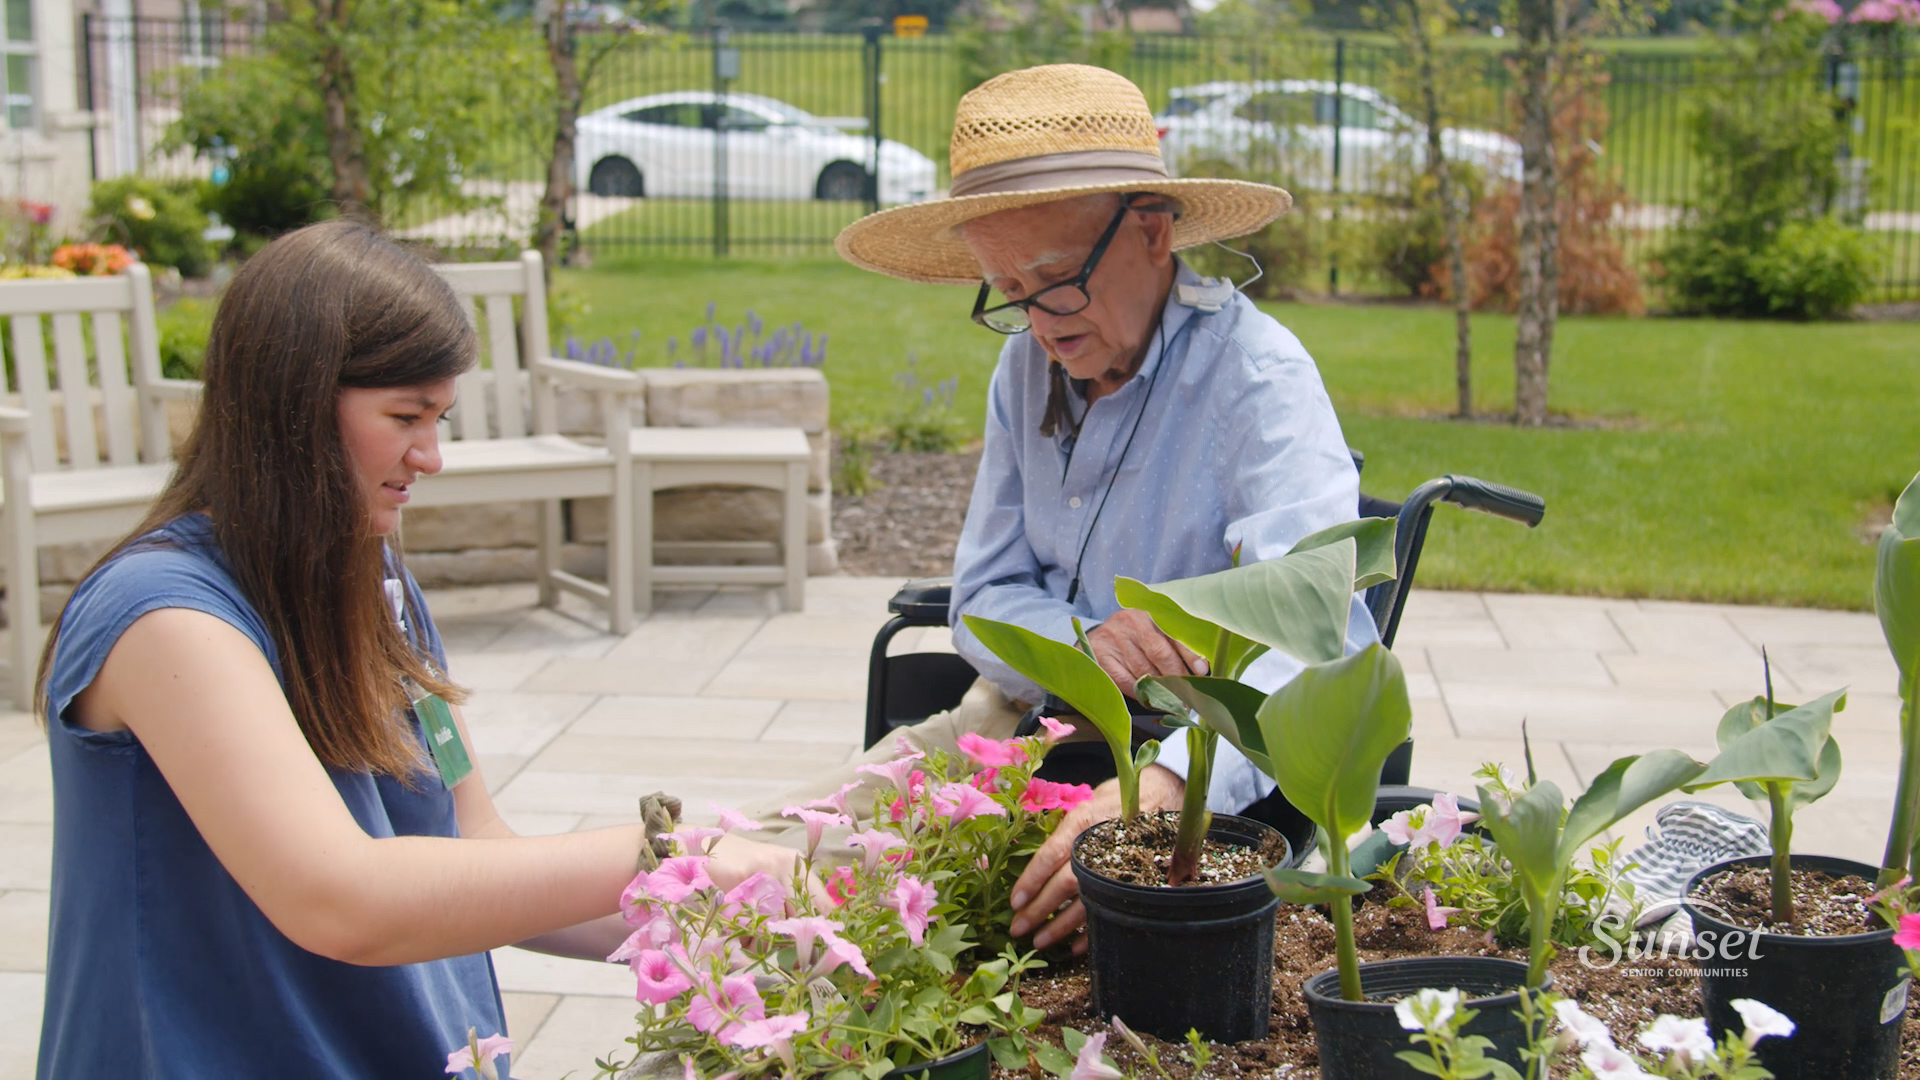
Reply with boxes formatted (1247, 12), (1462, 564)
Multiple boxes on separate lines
(0, 406), (28, 435)
(532, 356), (645, 394)
(148, 379), (203, 401)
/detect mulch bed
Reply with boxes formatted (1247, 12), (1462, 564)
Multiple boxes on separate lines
(997, 897), (1920, 1078)
(831, 446), (979, 578)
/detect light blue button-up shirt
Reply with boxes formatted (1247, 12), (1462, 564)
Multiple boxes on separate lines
(949, 258), (1378, 812)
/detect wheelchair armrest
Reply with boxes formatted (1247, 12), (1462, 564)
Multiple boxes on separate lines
(888, 576), (954, 624)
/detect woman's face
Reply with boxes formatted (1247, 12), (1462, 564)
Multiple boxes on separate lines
(335, 379), (456, 535)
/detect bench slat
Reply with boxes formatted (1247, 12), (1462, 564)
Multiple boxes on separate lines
(52, 313), (99, 468)
(453, 296), (489, 442)
(10, 316), (56, 472)
(92, 311), (138, 467)
(484, 295), (525, 439)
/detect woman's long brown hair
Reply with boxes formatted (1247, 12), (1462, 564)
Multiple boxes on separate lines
(37, 219), (472, 778)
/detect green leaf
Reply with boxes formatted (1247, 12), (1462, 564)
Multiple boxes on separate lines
(1286, 516), (1400, 591)
(1557, 751), (1707, 867)
(1151, 541), (1359, 664)
(1256, 644), (1413, 843)
(1476, 780), (1565, 899)
(1877, 472), (1920, 686)
(1264, 866), (1373, 905)
(1688, 688), (1846, 789)
(1060, 1027), (1088, 1056)
(1786, 736), (1844, 814)
(956, 1006), (994, 1025)
(1032, 1042), (1075, 1077)
(1134, 739), (1160, 771)
(1141, 674), (1272, 774)
(960, 613), (1135, 783)
(1114, 575), (1262, 675)
(987, 1038), (1028, 1070)
(1392, 1051), (1449, 1077)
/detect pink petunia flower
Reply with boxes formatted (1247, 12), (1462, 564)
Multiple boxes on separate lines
(662, 826), (726, 854)
(1069, 1031), (1123, 1080)
(723, 871), (787, 917)
(807, 781), (863, 817)
(857, 752), (925, 795)
(809, 931), (875, 980)
(727, 1011), (810, 1050)
(767, 915), (844, 966)
(824, 865), (857, 906)
(628, 946), (693, 1005)
(1895, 912), (1920, 951)
(889, 874), (938, 945)
(846, 828), (910, 871)
(710, 803), (764, 832)
(687, 972), (765, 1041)
(1868, 874), (1911, 905)
(1423, 886), (1461, 931)
(957, 731), (1028, 767)
(1019, 777), (1095, 813)
(931, 781), (1008, 822)
(969, 766), (1001, 793)
(1037, 715), (1075, 743)
(631, 856), (715, 904)
(780, 805), (853, 857)
(445, 1032), (513, 1078)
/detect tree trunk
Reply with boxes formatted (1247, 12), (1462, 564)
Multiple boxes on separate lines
(1512, 0), (1560, 427)
(536, 1), (581, 274)
(1409, 1), (1473, 420)
(312, 0), (372, 218)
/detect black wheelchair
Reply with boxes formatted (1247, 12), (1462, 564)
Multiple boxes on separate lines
(859, 462), (1545, 854)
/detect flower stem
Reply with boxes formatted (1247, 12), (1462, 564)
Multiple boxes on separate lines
(1167, 728), (1214, 886)
(1327, 839), (1364, 1001)
(1887, 662), (1920, 882)
(1768, 781), (1795, 927)
(1525, 887), (1554, 989)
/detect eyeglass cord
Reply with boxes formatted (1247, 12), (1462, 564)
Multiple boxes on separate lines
(1065, 313), (1176, 605)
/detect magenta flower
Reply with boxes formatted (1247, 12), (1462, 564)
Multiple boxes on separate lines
(723, 871), (787, 917)
(445, 1031), (513, 1077)
(1868, 874), (1911, 904)
(931, 781), (1008, 822)
(969, 766), (1001, 793)
(1037, 715), (1075, 742)
(957, 730), (1027, 767)
(824, 865), (857, 906)
(1019, 777), (1095, 813)
(889, 874), (938, 944)
(1894, 912), (1920, 951)
(767, 914), (844, 965)
(628, 947), (693, 1004)
(780, 805), (853, 856)
(846, 828), (910, 871)
(1069, 1031), (1123, 1080)
(807, 780), (863, 817)
(687, 972), (766, 1040)
(630, 856), (715, 904)
(1423, 886), (1462, 931)
(710, 803), (764, 832)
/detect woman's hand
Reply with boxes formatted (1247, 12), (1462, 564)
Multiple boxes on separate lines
(1007, 763), (1185, 952)
(708, 834), (834, 910)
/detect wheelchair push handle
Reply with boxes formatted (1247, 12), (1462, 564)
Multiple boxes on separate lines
(1442, 475), (1545, 528)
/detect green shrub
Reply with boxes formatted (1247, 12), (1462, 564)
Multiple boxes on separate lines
(88, 176), (213, 278)
(1181, 155), (1321, 300)
(155, 297), (214, 379)
(1749, 217), (1878, 320)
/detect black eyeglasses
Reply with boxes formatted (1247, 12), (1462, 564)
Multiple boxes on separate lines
(970, 198), (1141, 335)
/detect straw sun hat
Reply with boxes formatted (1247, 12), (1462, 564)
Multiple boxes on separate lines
(833, 63), (1292, 286)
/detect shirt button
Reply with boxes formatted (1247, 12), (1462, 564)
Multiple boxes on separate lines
(1069, 496), (1083, 509)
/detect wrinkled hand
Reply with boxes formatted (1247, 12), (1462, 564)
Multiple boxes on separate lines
(1085, 609), (1207, 700)
(1008, 764), (1185, 952)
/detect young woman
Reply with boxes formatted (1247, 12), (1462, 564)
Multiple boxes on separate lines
(34, 220), (794, 1078)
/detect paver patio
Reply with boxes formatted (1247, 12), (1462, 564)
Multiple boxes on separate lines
(0, 579), (1901, 1078)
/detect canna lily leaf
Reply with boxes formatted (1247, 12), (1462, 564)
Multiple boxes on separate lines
(1878, 473), (1920, 687)
(1556, 750), (1707, 869)
(1140, 674), (1272, 775)
(1151, 541), (1359, 665)
(1476, 780), (1565, 900)
(1256, 643), (1412, 848)
(1115, 575), (1266, 679)
(960, 614), (1135, 793)
(1685, 688), (1846, 794)
(1285, 516), (1400, 591)
(1265, 867), (1372, 906)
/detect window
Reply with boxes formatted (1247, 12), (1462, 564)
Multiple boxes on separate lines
(699, 104), (769, 132)
(623, 103), (703, 127)
(2, 0), (32, 129)
(1235, 91), (1314, 127)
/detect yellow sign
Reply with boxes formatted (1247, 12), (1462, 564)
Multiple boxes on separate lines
(893, 14), (928, 36)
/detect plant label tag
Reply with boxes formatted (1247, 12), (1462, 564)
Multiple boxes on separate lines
(806, 977), (846, 1018)
(1882, 978), (1909, 1024)
(413, 687), (472, 790)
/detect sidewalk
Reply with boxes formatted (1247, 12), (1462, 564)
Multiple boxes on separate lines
(0, 579), (1901, 1078)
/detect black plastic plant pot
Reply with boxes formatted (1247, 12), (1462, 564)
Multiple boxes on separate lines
(1682, 854), (1905, 1080)
(1302, 956), (1540, 1080)
(881, 1039), (990, 1080)
(1070, 813), (1293, 1044)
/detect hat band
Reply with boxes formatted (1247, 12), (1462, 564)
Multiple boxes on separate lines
(948, 149), (1169, 198)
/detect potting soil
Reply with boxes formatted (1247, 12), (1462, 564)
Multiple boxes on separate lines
(1690, 864), (1881, 936)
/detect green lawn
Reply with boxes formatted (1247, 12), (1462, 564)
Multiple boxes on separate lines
(558, 255), (1920, 610)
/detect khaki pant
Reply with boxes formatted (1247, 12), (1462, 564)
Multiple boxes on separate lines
(743, 678), (1026, 864)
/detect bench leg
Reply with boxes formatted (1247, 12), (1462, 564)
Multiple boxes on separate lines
(536, 499), (563, 610)
(783, 460), (807, 613)
(633, 461), (654, 616)
(4, 505), (38, 713)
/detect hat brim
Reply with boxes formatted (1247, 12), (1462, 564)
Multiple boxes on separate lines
(833, 177), (1293, 285)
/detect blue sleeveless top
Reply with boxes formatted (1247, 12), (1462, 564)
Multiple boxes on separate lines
(37, 514), (510, 1079)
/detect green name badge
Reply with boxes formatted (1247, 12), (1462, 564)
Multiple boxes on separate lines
(414, 689), (473, 789)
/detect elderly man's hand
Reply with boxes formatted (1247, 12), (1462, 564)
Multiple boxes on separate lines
(1086, 609), (1207, 699)
(1008, 763), (1185, 952)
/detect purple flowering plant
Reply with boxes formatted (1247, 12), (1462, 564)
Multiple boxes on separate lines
(595, 727), (1097, 1077)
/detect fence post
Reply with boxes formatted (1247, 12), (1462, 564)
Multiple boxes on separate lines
(712, 27), (737, 257)
(862, 20), (883, 216)
(1329, 36), (1344, 296)
(82, 13), (97, 180)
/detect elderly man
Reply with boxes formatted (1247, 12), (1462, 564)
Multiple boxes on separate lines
(753, 62), (1373, 951)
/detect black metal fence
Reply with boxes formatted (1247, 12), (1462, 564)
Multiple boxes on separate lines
(83, 17), (1920, 299)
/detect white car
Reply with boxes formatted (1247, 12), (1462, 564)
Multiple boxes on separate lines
(575, 91), (938, 204)
(1156, 80), (1523, 193)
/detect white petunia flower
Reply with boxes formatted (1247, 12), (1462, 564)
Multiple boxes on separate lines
(1581, 1043), (1658, 1080)
(1731, 998), (1795, 1045)
(1393, 987), (1462, 1033)
(1636, 1014), (1718, 1064)
(1553, 1000), (1616, 1049)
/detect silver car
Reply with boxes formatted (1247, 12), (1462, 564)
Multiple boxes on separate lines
(574, 90), (938, 204)
(1156, 80), (1523, 192)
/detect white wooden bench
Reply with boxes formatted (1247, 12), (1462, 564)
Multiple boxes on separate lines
(0, 263), (200, 708)
(631, 426), (811, 613)
(420, 253), (644, 635)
